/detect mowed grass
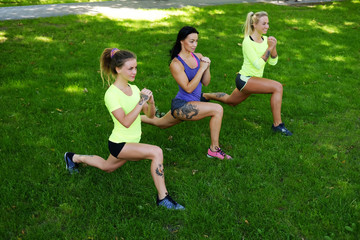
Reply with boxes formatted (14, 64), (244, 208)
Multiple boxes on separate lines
(1, 0), (360, 239)
(0, 0), (108, 7)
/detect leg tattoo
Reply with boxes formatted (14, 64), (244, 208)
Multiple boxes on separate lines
(155, 164), (164, 177)
(214, 92), (226, 98)
(176, 103), (199, 119)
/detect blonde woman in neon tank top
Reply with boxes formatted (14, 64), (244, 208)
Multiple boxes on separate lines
(63, 48), (184, 210)
(202, 11), (292, 136)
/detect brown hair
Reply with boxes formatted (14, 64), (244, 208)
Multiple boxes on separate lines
(100, 48), (137, 86)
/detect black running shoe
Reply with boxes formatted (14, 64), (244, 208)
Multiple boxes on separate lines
(200, 93), (210, 102)
(157, 195), (185, 210)
(272, 123), (293, 136)
(64, 152), (79, 174)
(155, 107), (165, 118)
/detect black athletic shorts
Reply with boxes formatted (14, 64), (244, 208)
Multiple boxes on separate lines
(235, 73), (250, 91)
(108, 141), (126, 158)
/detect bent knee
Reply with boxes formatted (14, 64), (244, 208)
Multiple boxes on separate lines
(273, 81), (283, 93)
(104, 167), (116, 173)
(101, 162), (118, 173)
(213, 104), (223, 115)
(228, 102), (238, 107)
(159, 124), (170, 129)
(150, 146), (163, 160)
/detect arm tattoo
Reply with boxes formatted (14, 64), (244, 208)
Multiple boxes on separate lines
(139, 94), (149, 105)
(155, 164), (164, 177)
(176, 103), (199, 119)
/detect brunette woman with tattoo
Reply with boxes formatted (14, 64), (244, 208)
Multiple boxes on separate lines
(202, 11), (292, 136)
(64, 48), (184, 210)
(141, 26), (232, 160)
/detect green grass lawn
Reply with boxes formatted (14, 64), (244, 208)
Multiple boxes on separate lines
(0, 0), (108, 7)
(1, 0), (360, 239)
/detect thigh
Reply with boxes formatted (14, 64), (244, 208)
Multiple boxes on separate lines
(160, 110), (183, 127)
(242, 77), (279, 94)
(117, 143), (161, 161)
(106, 153), (127, 169)
(173, 101), (222, 121)
(226, 88), (251, 105)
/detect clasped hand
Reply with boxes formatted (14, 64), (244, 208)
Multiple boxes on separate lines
(200, 56), (211, 70)
(140, 88), (154, 104)
(267, 36), (277, 48)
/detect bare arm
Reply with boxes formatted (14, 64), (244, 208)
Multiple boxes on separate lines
(111, 89), (153, 128)
(262, 37), (276, 62)
(268, 36), (278, 58)
(198, 54), (211, 86)
(271, 47), (278, 58)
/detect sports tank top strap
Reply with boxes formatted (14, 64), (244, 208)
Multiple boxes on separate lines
(176, 53), (200, 81)
(176, 52), (200, 69)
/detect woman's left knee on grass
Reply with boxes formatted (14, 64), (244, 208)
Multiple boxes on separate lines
(105, 167), (116, 173)
(103, 163), (118, 173)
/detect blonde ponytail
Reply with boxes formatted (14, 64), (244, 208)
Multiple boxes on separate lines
(244, 12), (254, 37)
(243, 11), (268, 37)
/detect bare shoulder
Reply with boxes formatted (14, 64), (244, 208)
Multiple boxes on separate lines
(193, 52), (203, 59)
(170, 58), (184, 71)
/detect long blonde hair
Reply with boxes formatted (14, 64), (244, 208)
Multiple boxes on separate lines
(243, 11), (268, 37)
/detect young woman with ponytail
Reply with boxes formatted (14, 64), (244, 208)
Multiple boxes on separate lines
(202, 11), (293, 136)
(141, 26), (233, 160)
(63, 48), (185, 210)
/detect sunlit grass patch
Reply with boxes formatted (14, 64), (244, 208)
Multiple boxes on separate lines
(307, 19), (340, 34)
(94, 7), (187, 21)
(0, 31), (7, 43)
(34, 36), (53, 42)
(64, 84), (86, 93)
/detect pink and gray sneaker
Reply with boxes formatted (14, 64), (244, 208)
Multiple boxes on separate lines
(207, 147), (232, 160)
